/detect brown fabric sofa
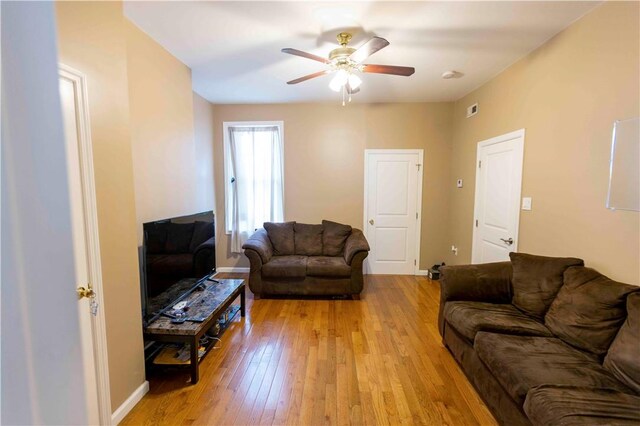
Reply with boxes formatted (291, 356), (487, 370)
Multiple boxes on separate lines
(439, 253), (640, 426)
(242, 220), (370, 299)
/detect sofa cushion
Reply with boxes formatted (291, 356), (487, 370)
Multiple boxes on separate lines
(307, 256), (351, 277)
(145, 223), (168, 254)
(146, 253), (193, 276)
(545, 266), (638, 357)
(322, 220), (352, 256)
(264, 221), (296, 255)
(165, 222), (195, 254)
(509, 253), (584, 320)
(604, 292), (640, 394)
(262, 255), (307, 278)
(293, 223), (323, 256)
(444, 301), (553, 343)
(189, 221), (214, 253)
(524, 385), (640, 426)
(475, 332), (629, 405)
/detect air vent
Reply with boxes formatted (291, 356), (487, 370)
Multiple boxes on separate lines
(466, 103), (478, 118)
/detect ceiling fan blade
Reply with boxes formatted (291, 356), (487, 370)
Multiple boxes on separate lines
(286, 70), (332, 85)
(349, 37), (389, 63)
(362, 64), (415, 76)
(281, 48), (330, 64)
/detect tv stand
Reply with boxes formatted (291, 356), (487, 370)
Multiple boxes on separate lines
(143, 278), (245, 384)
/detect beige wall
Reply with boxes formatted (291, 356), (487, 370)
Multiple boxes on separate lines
(55, 1), (145, 411)
(448, 2), (640, 284)
(126, 21), (214, 243)
(212, 103), (453, 271)
(193, 93), (216, 214)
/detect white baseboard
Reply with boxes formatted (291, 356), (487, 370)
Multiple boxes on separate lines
(415, 269), (430, 276)
(216, 267), (250, 273)
(111, 381), (149, 425)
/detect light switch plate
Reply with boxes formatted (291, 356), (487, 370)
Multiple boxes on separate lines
(456, 179), (463, 188)
(522, 197), (532, 211)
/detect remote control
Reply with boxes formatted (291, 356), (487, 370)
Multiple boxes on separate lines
(173, 301), (187, 310)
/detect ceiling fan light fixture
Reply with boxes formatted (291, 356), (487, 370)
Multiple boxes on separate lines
(329, 69), (350, 92)
(283, 31), (414, 103)
(348, 73), (362, 90)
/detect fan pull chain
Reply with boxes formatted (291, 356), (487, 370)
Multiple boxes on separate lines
(342, 84), (346, 106)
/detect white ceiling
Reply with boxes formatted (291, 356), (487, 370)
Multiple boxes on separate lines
(124, 1), (600, 104)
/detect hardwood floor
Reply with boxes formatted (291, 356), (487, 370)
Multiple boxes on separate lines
(122, 274), (496, 425)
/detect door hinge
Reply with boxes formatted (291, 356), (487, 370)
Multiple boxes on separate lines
(478, 160), (482, 168)
(416, 212), (418, 219)
(475, 219), (478, 227)
(417, 164), (421, 171)
(414, 259), (416, 266)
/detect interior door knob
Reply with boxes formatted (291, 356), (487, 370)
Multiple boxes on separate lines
(500, 237), (514, 245)
(77, 285), (95, 299)
(369, 219), (374, 225)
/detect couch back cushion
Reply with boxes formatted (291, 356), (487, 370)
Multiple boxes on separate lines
(189, 221), (214, 252)
(146, 223), (168, 254)
(510, 253), (584, 320)
(604, 292), (640, 394)
(294, 223), (323, 256)
(322, 220), (352, 256)
(545, 266), (638, 357)
(165, 222), (195, 254)
(264, 221), (296, 255)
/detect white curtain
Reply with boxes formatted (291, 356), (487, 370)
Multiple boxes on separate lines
(229, 126), (284, 253)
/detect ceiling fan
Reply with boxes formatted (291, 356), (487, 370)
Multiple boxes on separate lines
(282, 32), (415, 103)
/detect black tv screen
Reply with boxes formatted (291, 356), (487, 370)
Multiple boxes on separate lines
(141, 211), (215, 325)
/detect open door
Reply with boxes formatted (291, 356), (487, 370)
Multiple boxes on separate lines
(60, 64), (112, 425)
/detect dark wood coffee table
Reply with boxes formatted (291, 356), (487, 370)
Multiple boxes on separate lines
(144, 278), (245, 384)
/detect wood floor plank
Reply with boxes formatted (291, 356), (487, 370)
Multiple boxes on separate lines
(121, 274), (497, 426)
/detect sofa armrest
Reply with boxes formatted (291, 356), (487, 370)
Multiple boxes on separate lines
(242, 228), (273, 263)
(344, 229), (370, 265)
(193, 236), (215, 276)
(438, 262), (512, 336)
(193, 236), (215, 255)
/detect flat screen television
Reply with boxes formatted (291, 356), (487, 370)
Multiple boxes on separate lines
(141, 211), (215, 325)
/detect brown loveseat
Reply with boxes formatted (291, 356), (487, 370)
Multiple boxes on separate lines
(242, 220), (370, 299)
(439, 253), (640, 426)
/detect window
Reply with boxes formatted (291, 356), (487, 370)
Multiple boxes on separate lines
(223, 121), (284, 252)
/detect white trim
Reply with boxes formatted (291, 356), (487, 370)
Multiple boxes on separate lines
(471, 129), (525, 264)
(363, 149), (424, 275)
(415, 269), (430, 276)
(111, 381), (149, 425)
(215, 267), (251, 274)
(222, 121), (285, 234)
(59, 64), (113, 425)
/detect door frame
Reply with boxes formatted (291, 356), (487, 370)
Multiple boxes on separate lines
(59, 64), (113, 424)
(363, 149), (424, 275)
(471, 129), (525, 264)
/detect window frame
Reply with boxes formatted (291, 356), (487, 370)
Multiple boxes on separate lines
(223, 121), (285, 234)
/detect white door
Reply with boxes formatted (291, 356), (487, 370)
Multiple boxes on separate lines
(364, 150), (423, 274)
(472, 129), (525, 263)
(60, 66), (111, 425)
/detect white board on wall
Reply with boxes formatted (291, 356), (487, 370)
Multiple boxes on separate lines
(607, 117), (639, 212)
